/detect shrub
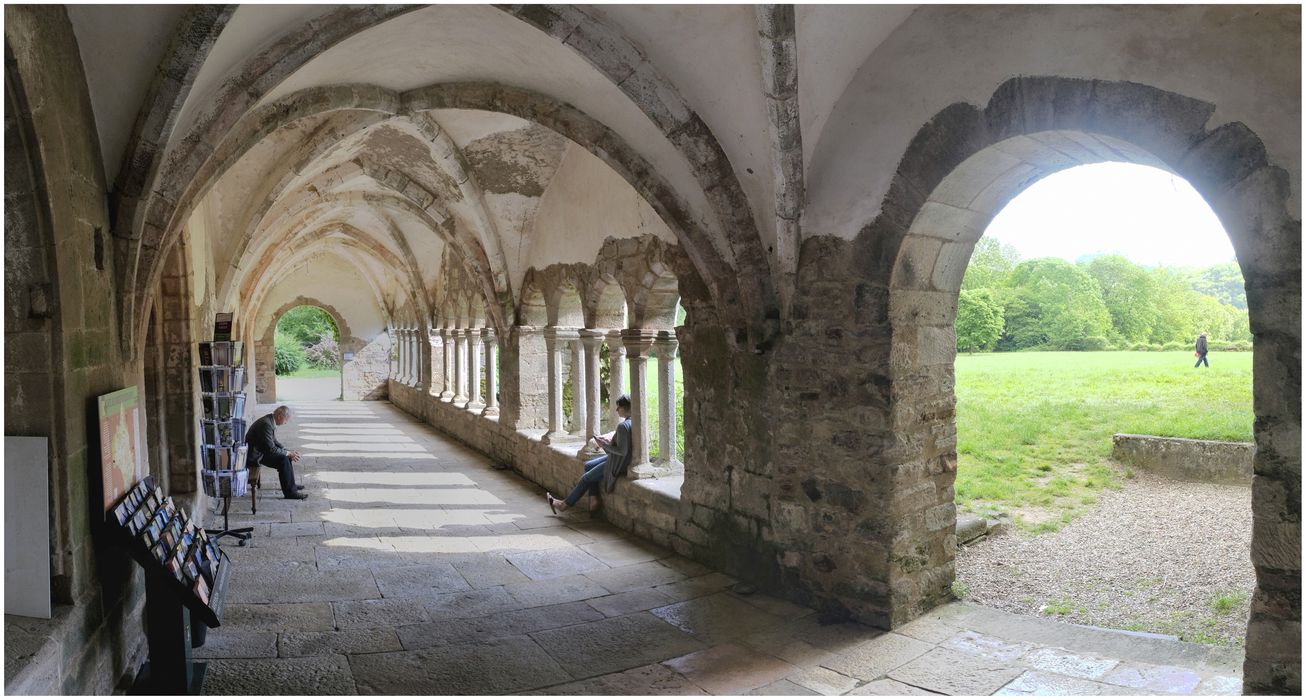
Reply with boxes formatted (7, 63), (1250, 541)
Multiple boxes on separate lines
(1147, 343), (1165, 352)
(1130, 342), (1150, 351)
(303, 332), (340, 369)
(1162, 341), (1187, 351)
(274, 332), (305, 375)
(1081, 336), (1111, 351)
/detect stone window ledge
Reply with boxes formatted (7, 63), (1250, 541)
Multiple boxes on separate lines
(629, 473), (684, 504)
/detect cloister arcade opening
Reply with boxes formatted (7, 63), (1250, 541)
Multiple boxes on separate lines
(271, 304), (343, 402)
(945, 161), (1255, 646)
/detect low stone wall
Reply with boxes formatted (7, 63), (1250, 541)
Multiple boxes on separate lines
(387, 382), (684, 549)
(1112, 434), (1255, 485)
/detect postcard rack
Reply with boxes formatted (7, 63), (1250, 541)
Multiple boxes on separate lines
(198, 340), (253, 545)
(108, 475), (231, 694)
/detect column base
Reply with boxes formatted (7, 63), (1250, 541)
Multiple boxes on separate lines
(439, 392), (454, 401)
(577, 442), (604, 459)
(481, 406), (500, 418)
(629, 461), (683, 479)
(542, 430), (581, 446)
(468, 400), (486, 412)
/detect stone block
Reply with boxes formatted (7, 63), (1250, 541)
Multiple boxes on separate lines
(350, 637), (569, 694)
(662, 643), (799, 695)
(888, 647), (1023, 694)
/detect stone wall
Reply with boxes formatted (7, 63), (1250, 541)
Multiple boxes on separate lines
(1112, 434), (1256, 484)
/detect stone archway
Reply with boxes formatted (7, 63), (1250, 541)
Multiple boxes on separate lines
(878, 77), (1298, 694)
(257, 297), (388, 403)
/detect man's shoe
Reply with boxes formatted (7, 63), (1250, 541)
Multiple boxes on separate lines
(285, 491), (309, 500)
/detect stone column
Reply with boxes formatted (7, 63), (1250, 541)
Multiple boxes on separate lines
(622, 329), (657, 477)
(542, 327), (578, 444)
(604, 330), (626, 433)
(451, 329), (467, 404)
(468, 327), (485, 411)
(578, 330), (605, 457)
(569, 334), (586, 439)
(653, 330), (683, 475)
(433, 327), (449, 394)
(500, 325), (548, 430)
(395, 329), (406, 383)
(481, 328), (499, 417)
(408, 329), (418, 386)
(439, 329), (454, 400)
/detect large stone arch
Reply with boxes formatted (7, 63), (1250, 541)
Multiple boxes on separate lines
(255, 294), (389, 403)
(873, 77), (1298, 693)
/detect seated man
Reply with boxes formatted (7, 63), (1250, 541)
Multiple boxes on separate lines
(246, 405), (307, 499)
(547, 394), (632, 513)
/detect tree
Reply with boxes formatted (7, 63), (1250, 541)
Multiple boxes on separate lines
(277, 306), (339, 347)
(956, 289), (1005, 352)
(961, 238), (1021, 290)
(1148, 268), (1199, 344)
(274, 331), (305, 375)
(1191, 262), (1247, 309)
(1002, 259), (1112, 350)
(1086, 255), (1158, 344)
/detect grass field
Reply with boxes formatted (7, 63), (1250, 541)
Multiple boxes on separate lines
(279, 366), (341, 379)
(956, 351), (1253, 531)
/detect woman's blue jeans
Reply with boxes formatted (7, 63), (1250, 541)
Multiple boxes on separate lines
(564, 456), (607, 506)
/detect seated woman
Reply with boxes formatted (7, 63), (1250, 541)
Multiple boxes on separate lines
(548, 394), (633, 513)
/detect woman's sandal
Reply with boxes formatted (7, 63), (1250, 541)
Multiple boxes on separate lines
(546, 493), (558, 514)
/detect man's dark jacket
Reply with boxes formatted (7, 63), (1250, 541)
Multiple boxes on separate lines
(1196, 335), (1208, 354)
(246, 414), (288, 460)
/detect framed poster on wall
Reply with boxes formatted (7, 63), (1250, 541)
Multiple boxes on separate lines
(98, 386), (145, 514)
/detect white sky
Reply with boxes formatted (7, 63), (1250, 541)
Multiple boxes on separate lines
(984, 162), (1236, 268)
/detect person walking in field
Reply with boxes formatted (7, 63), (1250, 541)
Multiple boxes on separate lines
(1194, 331), (1210, 368)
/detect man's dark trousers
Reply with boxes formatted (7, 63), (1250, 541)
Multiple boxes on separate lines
(250, 449), (298, 495)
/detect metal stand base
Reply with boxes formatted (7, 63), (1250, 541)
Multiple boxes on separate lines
(213, 495), (252, 547)
(129, 661), (207, 695)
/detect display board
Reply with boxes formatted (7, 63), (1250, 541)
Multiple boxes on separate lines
(109, 475), (229, 626)
(97, 386), (145, 514)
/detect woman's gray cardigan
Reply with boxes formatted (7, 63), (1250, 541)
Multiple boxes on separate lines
(601, 418), (634, 493)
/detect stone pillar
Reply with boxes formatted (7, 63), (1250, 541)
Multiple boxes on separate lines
(653, 330), (683, 475)
(433, 327), (449, 394)
(468, 328), (485, 411)
(542, 327), (578, 444)
(569, 334), (586, 439)
(622, 329), (657, 477)
(438, 329), (454, 400)
(579, 329), (604, 457)
(395, 329), (406, 383)
(451, 329), (467, 404)
(604, 330), (626, 433)
(482, 328), (499, 418)
(500, 326), (548, 430)
(407, 329), (417, 386)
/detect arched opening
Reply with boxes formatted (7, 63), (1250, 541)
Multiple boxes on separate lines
(878, 79), (1297, 690)
(947, 161), (1255, 647)
(272, 305), (343, 402)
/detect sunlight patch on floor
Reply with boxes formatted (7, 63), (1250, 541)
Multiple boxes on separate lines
(322, 487), (505, 506)
(313, 471), (476, 486)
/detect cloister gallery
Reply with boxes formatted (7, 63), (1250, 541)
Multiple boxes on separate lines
(3, 3), (1299, 696)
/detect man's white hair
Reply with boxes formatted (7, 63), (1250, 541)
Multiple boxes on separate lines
(273, 405), (293, 419)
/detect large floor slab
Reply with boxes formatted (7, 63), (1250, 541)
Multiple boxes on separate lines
(196, 401), (1243, 695)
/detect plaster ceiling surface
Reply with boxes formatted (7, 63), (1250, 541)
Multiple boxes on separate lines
(66, 4), (188, 183)
(795, 4), (916, 174)
(589, 3), (776, 251)
(249, 4), (717, 242)
(430, 109), (534, 147)
(170, 3), (339, 151)
(803, 3), (1303, 238)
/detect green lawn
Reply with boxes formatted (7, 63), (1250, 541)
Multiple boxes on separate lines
(956, 351), (1253, 531)
(278, 366), (341, 379)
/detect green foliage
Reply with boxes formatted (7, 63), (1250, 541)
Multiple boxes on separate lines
(961, 238), (1020, 290)
(1003, 259), (1113, 350)
(1087, 255), (1158, 343)
(276, 306), (341, 371)
(960, 244), (1250, 351)
(956, 289), (1005, 352)
(277, 306), (339, 345)
(956, 351), (1253, 532)
(274, 331), (305, 375)
(1192, 262), (1247, 309)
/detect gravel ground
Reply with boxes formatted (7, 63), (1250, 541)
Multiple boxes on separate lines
(956, 470), (1255, 648)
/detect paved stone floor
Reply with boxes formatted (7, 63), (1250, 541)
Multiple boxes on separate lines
(200, 401), (1244, 695)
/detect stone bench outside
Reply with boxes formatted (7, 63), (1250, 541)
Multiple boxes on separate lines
(1111, 434), (1255, 485)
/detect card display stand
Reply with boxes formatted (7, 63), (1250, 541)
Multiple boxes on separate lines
(108, 475), (230, 695)
(198, 341), (253, 546)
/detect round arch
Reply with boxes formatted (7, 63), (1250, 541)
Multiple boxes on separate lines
(871, 77), (1298, 688)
